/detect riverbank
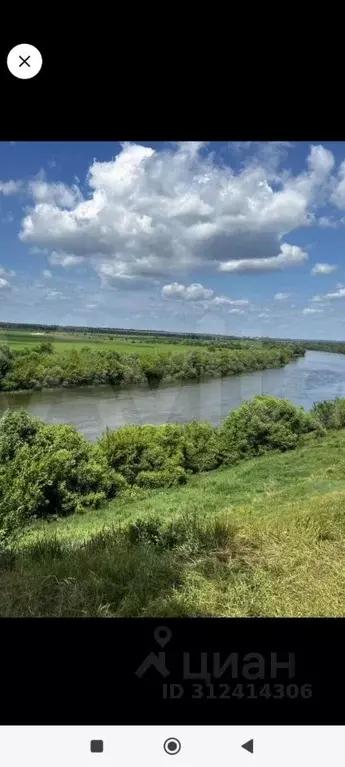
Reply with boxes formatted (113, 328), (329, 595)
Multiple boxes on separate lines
(2, 349), (345, 442)
(3, 426), (345, 617)
(0, 394), (323, 545)
(0, 341), (302, 394)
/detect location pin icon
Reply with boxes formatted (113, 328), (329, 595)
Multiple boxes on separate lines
(154, 626), (172, 647)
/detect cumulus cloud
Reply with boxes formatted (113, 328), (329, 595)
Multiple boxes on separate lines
(307, 145), (335, 177)
(311, 262), (337, 275)
(161, 282), (249, 310)
(42, 269), (52, 278)
(274, 292), (290, 300)
(0, 277), (10, 289)
(219, 244), (308, 273)
(14, 142), (337, 287)
(49, 251), (85, 268)
(331, 160), (345, 209)
(28, 179), (82, 208)
(0, 180), (23, 195)
(161, 282), (214, 302)
(302, 307), (324, 314)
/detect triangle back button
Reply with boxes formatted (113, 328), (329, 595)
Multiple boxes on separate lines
(241, 739), (254, 754)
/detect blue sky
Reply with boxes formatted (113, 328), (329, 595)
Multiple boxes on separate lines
(1, 140), (345, 339)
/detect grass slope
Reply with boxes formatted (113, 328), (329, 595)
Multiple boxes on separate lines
(3, 429), (345, 617)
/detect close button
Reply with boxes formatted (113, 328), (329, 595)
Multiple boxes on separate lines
(7, 44), (43, 79)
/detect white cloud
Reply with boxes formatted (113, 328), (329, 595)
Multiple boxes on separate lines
(16, 142), (336, 287)
(302, 307), (324, 314)
(0, 180), (23, 195)
(0, 266), (15, 278)
(219, 244), (308, 273)
(310, 294), (323, 302)
(211, 295), (249, 306)
(42, 269), (52, 278)
(28, 179), (82, 208)
(324, 287), (345, 299)
(318, 216), (338, 228)
(162, 282), (214, 302)
(86, 303), (98, 309)
(49, 251), (85, 268)
(307, 144), (335, 177)
(274, 292), (290, 300)
(311, 262), (337, 275)
(228, 308), (245, 314)
(45, 290), (67, 300)
(0, 277), (10, 289)
(258, 312), (270, 318)
(331, 160), (345, 209)
(161, 283), (249, 311)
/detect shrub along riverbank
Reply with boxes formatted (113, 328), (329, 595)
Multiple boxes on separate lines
(2, 393), (344, 547)
(0, 341), (303, 392)
(2, 413), (345, 617)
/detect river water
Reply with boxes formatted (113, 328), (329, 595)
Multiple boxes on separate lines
(0, 350), (345, 441)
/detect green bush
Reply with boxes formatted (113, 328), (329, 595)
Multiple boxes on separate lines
(0, 409), (42, 462)
(182, 421), (222, 472)
(312, 399), (345, 430)
(141, 354), (166, 384)
(36, 341), (54, 354)
(0, 418), (127, 540)
(219, 395), (321, 465)
(99, 421), (220, 485)
(0, 345), (12, 380)
(136, 466), (188, 488)
(99, 424), (186, 484)
(333, 399), (345, 428)
(312, 400), (338, 429)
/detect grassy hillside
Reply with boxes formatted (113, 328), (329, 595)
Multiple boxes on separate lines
(3, 428), (345, 617)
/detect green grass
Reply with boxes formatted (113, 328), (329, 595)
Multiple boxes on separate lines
(3, 428), (345, 617)
(0, 330), (195, 356)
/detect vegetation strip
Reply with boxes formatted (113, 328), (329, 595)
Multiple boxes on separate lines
(0, 340), (303, 392)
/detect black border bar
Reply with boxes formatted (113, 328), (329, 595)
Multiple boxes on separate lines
(0, 618), (343, 724)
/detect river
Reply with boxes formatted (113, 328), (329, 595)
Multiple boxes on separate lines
(0, 350), (345, 441)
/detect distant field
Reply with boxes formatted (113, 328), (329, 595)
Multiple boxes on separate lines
(0, 330), (194, 356)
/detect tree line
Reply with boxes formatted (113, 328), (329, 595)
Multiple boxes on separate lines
(302, 340), (345, 355)
(0, 341), (304, 393)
